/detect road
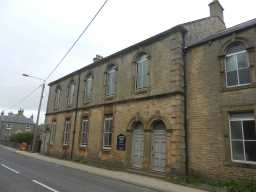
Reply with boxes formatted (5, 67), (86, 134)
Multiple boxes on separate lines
(0, 147), (156, 192)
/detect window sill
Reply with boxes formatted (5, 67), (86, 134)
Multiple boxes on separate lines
(102, 147), (112, 152)
(63, 145), (69, 150)
(224, 160), (256, 169)
(104, 95), (115, 101)
(83, 99), (92, 105)
(79, 145), (87, 150)
(222, 83), (256, 92)
(134, 87), (149, 95)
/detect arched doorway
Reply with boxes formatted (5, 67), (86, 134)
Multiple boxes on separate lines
(131, 122), (144, 168)
(151, 120), (167, 172)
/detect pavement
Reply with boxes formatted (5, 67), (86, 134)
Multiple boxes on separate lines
(0, 145), (207, 192)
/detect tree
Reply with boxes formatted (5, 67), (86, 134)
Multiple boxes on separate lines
(10, 132), (33, 144)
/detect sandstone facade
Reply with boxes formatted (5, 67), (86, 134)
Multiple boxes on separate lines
(42, 0), (256, 180)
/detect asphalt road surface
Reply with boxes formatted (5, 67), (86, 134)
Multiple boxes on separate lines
(0, 147), (156, 192)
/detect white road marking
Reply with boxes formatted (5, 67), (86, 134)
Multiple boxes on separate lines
(32, 180), (60, 192)
(1, 164), (19, 174)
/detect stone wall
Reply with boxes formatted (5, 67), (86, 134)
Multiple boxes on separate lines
(46, 94), (186, 175)
(186, 27), (256, 180)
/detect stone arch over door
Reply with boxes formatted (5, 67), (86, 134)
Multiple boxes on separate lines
(129, 121), (145, 169)
(150, 120), (167, 172)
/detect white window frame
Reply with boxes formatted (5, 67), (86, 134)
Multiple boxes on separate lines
(136, 54), (149, 90)
(50, 121), (57, 145)
(84, 76), (92, 102)
(229, 113), (256, 165)
(25, 124), (31, 132)
(225, 50), (250, 88)
(106, 66), (116, 97)
(67, 83), (75, 106)
(80, 119), (89, 147)
(102, 116), (113, 149)
(63, 119), (71, 145)
(54, 88), (61, 109)
(5, 124), (11, 130)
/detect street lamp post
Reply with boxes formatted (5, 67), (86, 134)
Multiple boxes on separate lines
(22, 73), (45, 153)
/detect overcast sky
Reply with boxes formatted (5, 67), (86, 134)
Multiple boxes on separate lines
(0, 0), (255, 123)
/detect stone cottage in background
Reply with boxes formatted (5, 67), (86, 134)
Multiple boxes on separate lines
(0, 109), (35, 144)
(42, 0), (256, 180)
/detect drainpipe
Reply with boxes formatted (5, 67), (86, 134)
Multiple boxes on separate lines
(181, 30), (189, 177)
(70, 72), (81, 160)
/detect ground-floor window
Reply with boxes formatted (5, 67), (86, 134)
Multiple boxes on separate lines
(103, 115), (113, 149)
(80, 119), (89, 147)
(50, 121), (57, 145)
(229, 113), (256, 164)
(63, 119), (71, 145)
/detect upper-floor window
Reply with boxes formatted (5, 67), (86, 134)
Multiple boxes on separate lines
(54, 87), (61, 110)
(67, 81), (75, 106)
(84, 74), (93, 102)
(103, 115), (113, 149)
(50, 121), (57, 145)
(63, 119), (71, 145)
(105, 65), (116, 96)
(5, 124), (12, 130)
(80, 118), (89, 147)
(225, 43), (250, 87)
(25, 124), (31, 132)
(136, 54), (149, 90)
(229, 113), (256, 164)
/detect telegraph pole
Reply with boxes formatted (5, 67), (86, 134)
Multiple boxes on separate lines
(32, 82), (45, 152)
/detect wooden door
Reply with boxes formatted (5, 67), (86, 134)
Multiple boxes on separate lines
(151, 128), (166, 172)
(131, 126), (144, 168)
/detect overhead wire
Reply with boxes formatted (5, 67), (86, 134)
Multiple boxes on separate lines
(45, 0), (109, 81)
(8, 84), (42, 109)
(7, 0), (109, 111)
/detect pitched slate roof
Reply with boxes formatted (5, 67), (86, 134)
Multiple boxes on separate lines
(0, 114), (34, 124)
(188, 18), (256, 48)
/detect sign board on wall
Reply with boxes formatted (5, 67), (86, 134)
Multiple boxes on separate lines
(117, 134), (126, 151)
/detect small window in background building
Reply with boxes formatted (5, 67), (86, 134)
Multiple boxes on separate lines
(25, 124), (31, 131)
(225, 43), (250, 87)
(103, 116), (113, 149)
(229, 113), (256, 163)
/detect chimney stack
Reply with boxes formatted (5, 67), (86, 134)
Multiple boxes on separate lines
(209, 0), (224, 22)
(1, 111), (4, 116)
(18, 108), (24, 116)
(93, 55), (103, 63)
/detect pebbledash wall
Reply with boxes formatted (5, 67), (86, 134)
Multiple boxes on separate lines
(42, 0), (256, 180)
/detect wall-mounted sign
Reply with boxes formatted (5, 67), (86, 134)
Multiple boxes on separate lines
(117, 134), (126, 151)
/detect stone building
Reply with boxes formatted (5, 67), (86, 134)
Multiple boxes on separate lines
(186, 18), (256, 179)
(0, 109), (35, 143)
(43, 0), (256, 179)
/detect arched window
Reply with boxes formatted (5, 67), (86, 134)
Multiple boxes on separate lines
(106, 65), (116, 96)
(67, 81), (75, 106)
(225, 43), (250, 87)
(136, 54), (149, 89)
(54, 86), (61, 110)
(84, 74), (93, 102)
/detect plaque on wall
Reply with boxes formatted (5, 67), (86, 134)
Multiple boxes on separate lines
(117, 134), (126, 151)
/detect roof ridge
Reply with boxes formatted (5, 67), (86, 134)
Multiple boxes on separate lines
(187, 17), (256, 48)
